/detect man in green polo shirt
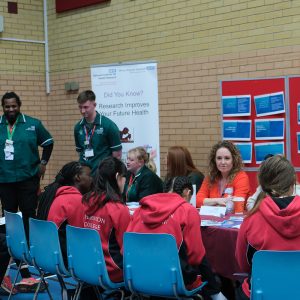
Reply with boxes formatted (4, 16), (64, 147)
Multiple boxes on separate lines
(0, 92), (54, 236)
(74, 90), (122, 175)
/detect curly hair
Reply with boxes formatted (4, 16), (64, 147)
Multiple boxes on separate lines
(37, 161), (91, 220)
(208, 140), (243, 184)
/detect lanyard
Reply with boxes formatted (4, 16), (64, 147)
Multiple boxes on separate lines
(126, 175), (135, 201)
(84, 124), (96, 147)
(6, 117), (18, 140)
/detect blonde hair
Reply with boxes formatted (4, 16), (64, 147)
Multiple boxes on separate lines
(128, 146), (157, 173)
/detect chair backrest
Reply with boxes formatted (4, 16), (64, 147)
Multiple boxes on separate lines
(29, 218), (69, 276)
(4, 211), (31, 264)
(251, 250), (300, 300)
(66, 225), (123, 289)
(123, 232), (187, 297)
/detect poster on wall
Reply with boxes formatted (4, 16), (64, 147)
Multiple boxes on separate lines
(91, 62), (160, 174)
(297, 133), (300, 153)
(254, 92), (285, 117)
(223, 120), (251, 141)
(222, 95), (251, 117)
(255, 118), (285, 140)
(254, 142), (284, 164)
(235, 143), (252, 163)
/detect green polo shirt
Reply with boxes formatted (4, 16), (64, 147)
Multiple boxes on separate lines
(74, 112), (122, 174)
(0, 113), (54, 183)
(124, 165), (163, 203)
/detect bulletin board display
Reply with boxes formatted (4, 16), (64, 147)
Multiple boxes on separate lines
(248, 169), (300, 194)
(221, 78), (286, 168)
(56, 0), (110, 13)
(288, 77), (300, 168)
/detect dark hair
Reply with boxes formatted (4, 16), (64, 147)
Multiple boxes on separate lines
(77, 90), (96, 104)
(1, 92), (22, 107)
(37, 161), (90, 220)
(167, 145), (201, 178)
(164, 176), (193, 197)
(82, 157), (127, 207)
(208, 140), (243, 184)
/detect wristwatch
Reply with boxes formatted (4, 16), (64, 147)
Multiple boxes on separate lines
(40, 160), (48, 166)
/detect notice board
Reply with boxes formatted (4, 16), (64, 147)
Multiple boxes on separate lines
(221, 77), (300, 192)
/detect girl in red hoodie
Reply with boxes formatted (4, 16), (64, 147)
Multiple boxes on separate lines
(236, 155), (300, 299)
(127, 176), (226, 300)
(82, 157), (131, 283)
(37, 161), (92, 263)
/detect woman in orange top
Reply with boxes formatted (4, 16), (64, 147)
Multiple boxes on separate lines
(196, 140), (250, 208)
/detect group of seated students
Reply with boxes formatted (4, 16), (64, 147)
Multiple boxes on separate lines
(1, 142), (300, 300)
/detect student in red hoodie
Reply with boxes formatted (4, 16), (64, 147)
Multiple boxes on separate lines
(37, 161), (92, 263)
(82, 156), (131, 283)
(127, 176), (226, 300)
(236, 155), (300, 300)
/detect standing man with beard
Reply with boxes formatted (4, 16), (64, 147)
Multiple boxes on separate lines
(0, 92), (54, 236)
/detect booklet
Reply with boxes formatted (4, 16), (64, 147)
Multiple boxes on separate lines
(220, 216), (244, 229)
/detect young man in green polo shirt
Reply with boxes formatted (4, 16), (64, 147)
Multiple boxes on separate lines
(74, 90), (122, 175)
(0, 91), (53, 292)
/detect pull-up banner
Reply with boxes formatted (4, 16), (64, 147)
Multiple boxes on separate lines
(91, 61), (160, 175)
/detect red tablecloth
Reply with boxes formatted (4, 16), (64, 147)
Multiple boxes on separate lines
(201, 215), (244, 280)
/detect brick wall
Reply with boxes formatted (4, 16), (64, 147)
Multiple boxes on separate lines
(1, 0), (300, 183)
(0, 0), (51, 183)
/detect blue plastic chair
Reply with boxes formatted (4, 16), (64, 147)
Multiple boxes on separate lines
(29, 218), (70, 300)
(4, 211), (34, 299)
(251, 250), (300, 299)
(66, 225), (125, 300)
(123, 232), (207, 299)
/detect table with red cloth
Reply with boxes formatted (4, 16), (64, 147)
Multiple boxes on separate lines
(200, 215), (246, 300)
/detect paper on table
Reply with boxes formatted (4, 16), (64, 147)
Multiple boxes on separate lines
(201, 220), (223, 227)
(199, 206), (226, 217)
(126, 202), (140, 208)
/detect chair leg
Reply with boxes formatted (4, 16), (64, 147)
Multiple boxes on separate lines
(57, 274), (68, 300)
(130, 293), (142, 300)
(93, 285), (103, 300)
(74, 282), (83, 300)
(33, 271), (53, 300)
(8, 262), (22, 300)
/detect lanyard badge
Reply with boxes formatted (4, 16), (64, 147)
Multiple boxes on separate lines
(4, 121), (17, 161)
(84, 125), (96, 159)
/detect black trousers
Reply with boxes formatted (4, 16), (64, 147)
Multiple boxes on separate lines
(0, 176), (40, 240)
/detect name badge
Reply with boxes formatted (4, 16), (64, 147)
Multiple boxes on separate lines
(4, 139), (14, 156)
(84, 148), (94, 158)
(4, 151), (14, 160)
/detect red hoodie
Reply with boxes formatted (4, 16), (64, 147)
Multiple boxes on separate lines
(127, 193), (206, 284)
(236, 195), (300, 298)
(47, 186), (84, 227)
(83, 197), (131, 282)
